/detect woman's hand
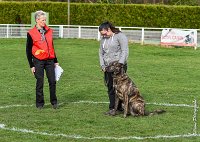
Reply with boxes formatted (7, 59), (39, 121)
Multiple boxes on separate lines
(54, 63), (59, 66)
(31, 67), (35, 75)
(102, 68), (106, 72)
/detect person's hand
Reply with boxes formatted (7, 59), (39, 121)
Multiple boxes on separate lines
(31, 67), (35, 75)
(54, 63), (59, 66)
(102, 68), (106, 72)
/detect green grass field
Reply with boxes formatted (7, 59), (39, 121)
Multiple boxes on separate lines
(0, 38), (200, 142)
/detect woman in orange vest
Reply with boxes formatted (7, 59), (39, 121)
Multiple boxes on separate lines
(26, 10), (59, 109)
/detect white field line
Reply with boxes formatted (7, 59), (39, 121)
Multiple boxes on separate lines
(0, 100), (198, 140)
(0, 101), (195, 109)
(0, 123), (199, 140)
(73, 101), (195, 108)
(0, 103), (64, 109)
(0, 104), (34, 109)
(193, 99), (198, 135)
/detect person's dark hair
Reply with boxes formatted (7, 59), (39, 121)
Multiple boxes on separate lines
(99, 21), (121, 34)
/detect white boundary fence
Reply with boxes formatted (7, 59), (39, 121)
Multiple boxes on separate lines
(0, 24), (200, 47)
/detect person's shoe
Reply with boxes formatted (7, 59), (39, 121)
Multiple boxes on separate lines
(104, 109), (116, 116)
(37, 106), (43, 110)
(52, 104), (58, 109)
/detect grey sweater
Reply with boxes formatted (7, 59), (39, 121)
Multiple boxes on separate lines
(99, 32), (129, 70)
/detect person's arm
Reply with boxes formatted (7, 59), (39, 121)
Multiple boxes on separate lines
(26, 33), (34, 68)
(54, 57), (58, 63)
(52, 40), (59, 66)
(118, 33), (129, 64)
(99, 40), (105, 71)
(54, 57), (59, 66)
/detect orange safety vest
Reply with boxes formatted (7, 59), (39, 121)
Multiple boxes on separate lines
(28, 25), (55, 60)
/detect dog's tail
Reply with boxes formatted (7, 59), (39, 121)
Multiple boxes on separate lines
(144, 109), (166, 116)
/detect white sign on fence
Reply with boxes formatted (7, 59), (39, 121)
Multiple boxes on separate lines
(160, 29), (197, 49)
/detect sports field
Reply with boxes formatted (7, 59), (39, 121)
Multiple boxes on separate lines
(0, 38), (200, 142)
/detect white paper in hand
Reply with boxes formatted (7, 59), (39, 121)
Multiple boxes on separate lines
(55, 65), (64, 81)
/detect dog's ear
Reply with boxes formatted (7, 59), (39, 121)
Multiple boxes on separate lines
(106, 61), (117, 72)
(110, 61), (116, 68)
(106, 65), (114, 72)
(105, 66), (109, 72)
(116, 63), (124, 72)
(118, 63), (123, 67)
(113, 61), (118, 66)
(120, 68), (125, 75)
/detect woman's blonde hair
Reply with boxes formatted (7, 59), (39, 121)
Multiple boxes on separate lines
(34, 10), (46, 21)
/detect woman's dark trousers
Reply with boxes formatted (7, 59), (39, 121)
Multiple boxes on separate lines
(33, 58), (57, 107)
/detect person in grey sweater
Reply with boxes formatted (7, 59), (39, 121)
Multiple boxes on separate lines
(99, 21), (129, 116)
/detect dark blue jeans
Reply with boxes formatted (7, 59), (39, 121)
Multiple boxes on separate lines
(33, 57), (57, 107)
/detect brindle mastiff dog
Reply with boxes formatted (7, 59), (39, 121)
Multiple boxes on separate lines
(106, 61), (165, 118)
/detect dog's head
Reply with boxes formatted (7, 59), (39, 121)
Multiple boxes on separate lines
(106, 61), (124, 75)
